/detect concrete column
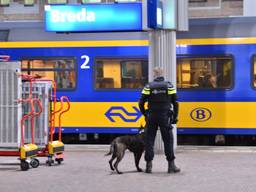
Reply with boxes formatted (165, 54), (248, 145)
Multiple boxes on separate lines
(149, 30), (177, 153)
(244, 0), (256, 16)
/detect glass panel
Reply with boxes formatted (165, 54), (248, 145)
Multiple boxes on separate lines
(121, 60), (147, 88)
(24, 0), (34, 5)
(115, 0), (137, 2)
(0, 30), (9, 41)
(189, 0), (207, 2)
(55, 71), (76, 89)
(81, 0), (101, 3)
(48, 0), (67, 4)
(177, 56), (232, 89)
(21, 58), (76, 89)
(0, 0), (10, 6)
(95, 58), (148, 89)
(30, 60), (54, 69)
(22, 59), (74, 69)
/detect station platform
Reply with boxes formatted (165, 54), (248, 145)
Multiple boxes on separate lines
(0, 145), (256, 192)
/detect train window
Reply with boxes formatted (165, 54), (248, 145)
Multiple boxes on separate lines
(95, 58), (148, 89)
(177, 56), (232, 89)
(21, 58), (76, 90)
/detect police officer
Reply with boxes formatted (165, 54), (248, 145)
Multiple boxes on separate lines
(139, 67), (180, 173)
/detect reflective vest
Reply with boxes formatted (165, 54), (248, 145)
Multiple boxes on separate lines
(141, 79), (176, 111)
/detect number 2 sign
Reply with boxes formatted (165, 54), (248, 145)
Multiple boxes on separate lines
(81, 55), (90, 69)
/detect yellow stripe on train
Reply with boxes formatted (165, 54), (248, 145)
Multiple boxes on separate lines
(58, 102), (145, 127)
(1, 37), (256, 48)
(0, 40), (148, 48)
(179, 102), (256, 128)
(59, 102), (256, 129)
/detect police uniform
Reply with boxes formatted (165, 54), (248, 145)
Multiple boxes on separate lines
(139, 76), (179, 173)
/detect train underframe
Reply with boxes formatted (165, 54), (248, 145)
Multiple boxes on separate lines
(58, 133), (256, 146)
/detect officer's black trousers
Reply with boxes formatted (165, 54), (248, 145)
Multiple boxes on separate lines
(144, 111), (175, 162)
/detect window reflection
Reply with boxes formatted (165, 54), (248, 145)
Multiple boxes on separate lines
(177, 56), (232, 89)
(95, 58), (148, 89)
(21, 58), (76, 89)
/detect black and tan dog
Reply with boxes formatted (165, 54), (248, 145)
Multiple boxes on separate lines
(105, 127), (145, 174)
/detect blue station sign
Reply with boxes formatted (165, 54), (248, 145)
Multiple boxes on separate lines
(44, 3), (142, 32)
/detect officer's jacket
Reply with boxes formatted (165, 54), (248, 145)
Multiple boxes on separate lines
(139, 76), (178, 119)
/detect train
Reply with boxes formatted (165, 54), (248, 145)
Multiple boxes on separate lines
(1, 17), (256, 145)
(177, 17), (256, 145)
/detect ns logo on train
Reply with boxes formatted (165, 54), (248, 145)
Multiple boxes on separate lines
(190, 108), (212, 122)
(105, 106), (142, 123)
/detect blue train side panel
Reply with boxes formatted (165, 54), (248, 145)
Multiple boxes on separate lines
(1, 45), (148, 134)
(177, 42), (256, 135)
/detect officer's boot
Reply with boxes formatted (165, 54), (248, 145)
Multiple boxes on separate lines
(145, 161), (152, 173)
(168, 160), (180, 173)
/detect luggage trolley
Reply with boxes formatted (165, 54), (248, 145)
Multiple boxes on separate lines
(18, 74), (43, 170)
(0, 60), (42, 171)
(0, 55), (10, 61)
(18, 96), (42, 170)
(31, 79), (70, 166)
(47, 95), (70, 166)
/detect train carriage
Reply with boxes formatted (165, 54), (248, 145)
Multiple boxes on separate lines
(177, 17), (256, 144)
(2, 17), (256, 144)
(0, 39), (148, 137)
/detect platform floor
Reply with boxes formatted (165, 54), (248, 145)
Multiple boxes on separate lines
(0, 145), (256, 192)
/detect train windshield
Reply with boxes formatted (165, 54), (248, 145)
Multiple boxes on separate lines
(21, 58), (76, 90)
(177, 56), (232, 89)
(95, 58), (148, 89)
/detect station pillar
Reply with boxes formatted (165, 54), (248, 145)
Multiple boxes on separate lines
(149, 30), (177, 153)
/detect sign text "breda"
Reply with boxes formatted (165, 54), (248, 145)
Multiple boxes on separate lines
(51, 8), (96, 23)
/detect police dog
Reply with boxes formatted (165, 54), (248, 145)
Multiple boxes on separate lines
(105, 126), (145, 174)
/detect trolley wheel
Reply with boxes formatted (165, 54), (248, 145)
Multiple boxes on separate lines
(20, 160), (29, 171)
(46, 159), (54, 166)
(30, 159), (40, 168)
(55, 158), (63, 165)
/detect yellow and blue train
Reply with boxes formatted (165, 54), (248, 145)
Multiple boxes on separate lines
(1, 17), (256, 144)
